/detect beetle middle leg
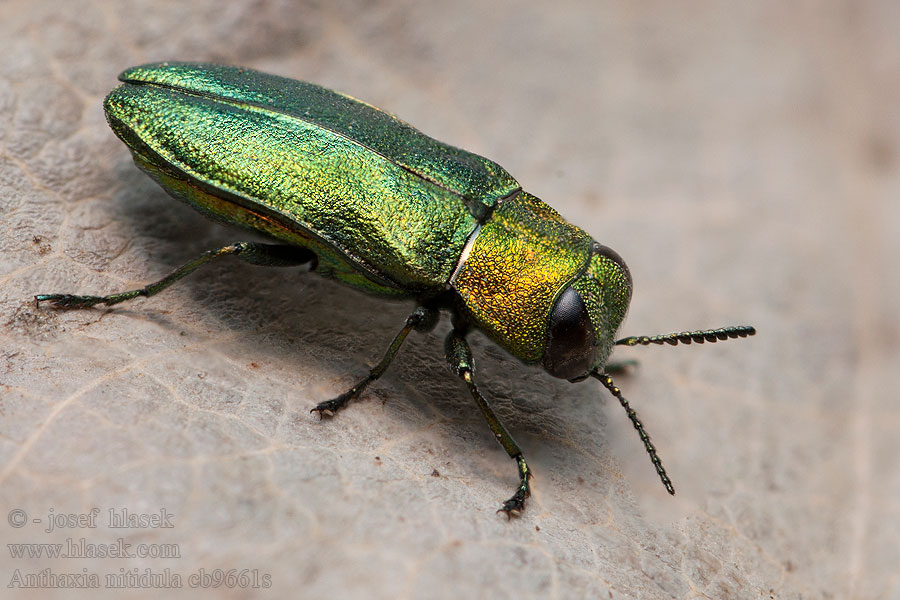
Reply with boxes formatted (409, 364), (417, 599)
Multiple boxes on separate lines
(35, 242), (316, 309)
(445, 328), (531, 518)
(311, 305), (438, 417)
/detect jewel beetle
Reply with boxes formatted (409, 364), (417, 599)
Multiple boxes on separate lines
(36, 62), (755, 516)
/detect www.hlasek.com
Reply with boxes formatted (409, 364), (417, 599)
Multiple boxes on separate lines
(9, 537), (179, 560)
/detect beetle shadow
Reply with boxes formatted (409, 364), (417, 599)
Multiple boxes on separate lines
(102, 162), (611, 502)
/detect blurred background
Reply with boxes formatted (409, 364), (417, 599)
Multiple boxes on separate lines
(1, 1), (897, 598)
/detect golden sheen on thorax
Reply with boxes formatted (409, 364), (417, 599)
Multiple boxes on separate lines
(451, 192), (594, 363)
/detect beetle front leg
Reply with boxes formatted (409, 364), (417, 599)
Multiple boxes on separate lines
(35, 242), (316, 309)
(311, 305), (437, 417)
(445, 329), (531, 518)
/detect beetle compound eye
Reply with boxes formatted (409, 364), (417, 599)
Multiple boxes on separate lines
(542, 286), (596, 380)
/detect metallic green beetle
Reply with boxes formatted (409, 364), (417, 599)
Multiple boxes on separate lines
(36, 63), (755, 516)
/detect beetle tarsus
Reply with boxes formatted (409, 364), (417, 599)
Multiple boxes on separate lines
(310, 405), (336, 418)
(310, 381), (371, 418)
(34, 294), (107, 309)
(496, 454), (532, 518)
(498, 490), (528, 519)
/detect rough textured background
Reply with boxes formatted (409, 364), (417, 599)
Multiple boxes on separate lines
(2, 1), (898, 599)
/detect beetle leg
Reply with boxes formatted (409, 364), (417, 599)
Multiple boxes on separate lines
(445, 328), (531, 518)
(35, 242), (316, 309)
(311, 305), (435, 417)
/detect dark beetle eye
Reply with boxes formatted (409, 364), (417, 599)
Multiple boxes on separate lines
(542, 286), (596, 380)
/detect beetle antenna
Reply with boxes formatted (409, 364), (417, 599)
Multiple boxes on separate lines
(591, 371), (675, 495)
(615, 325), (755, 347)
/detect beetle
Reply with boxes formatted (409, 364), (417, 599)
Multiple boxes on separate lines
(36, 62), (755, 516)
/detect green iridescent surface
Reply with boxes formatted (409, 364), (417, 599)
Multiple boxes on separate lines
(118, 63), (519, 221)
(105, 62), (512, 295)
(452, 193), (595, 362)
(571, 248), (633, 369)
(131, 155), (402, 296)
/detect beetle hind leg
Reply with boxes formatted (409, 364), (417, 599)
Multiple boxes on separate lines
(311, 305), (436, 417)
(445, 329), (532, 518)
(35, 242), (316, 309)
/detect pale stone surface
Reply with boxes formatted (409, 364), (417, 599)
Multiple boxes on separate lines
(1, 1), (898, 598)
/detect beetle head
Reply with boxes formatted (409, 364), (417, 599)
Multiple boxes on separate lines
(542, 243), (632, 380)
